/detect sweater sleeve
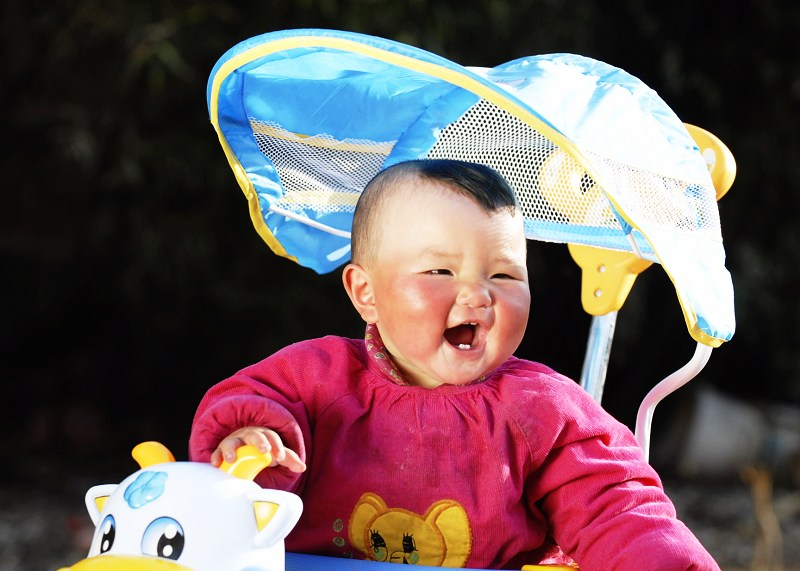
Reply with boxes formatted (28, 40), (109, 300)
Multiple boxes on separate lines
(188, 348), (315, 492)
(521, 376), (720, 571)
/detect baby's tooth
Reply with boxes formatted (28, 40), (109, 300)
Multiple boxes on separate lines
(458, 343), (471, 350)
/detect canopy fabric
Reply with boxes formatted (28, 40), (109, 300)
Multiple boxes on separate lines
(207, 28), (735, 347)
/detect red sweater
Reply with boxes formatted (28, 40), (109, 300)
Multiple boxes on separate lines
(189, 335), (719, 570)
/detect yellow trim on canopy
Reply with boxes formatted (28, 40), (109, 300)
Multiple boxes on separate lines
(676, 291), (725, 348)
(209, 34), (591, 164)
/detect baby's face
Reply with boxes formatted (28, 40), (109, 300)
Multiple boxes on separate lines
(366, 180), (530, 388)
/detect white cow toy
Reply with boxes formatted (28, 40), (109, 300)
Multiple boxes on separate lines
(58, 441), (303, 571)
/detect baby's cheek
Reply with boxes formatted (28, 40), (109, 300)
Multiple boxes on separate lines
(390, 278), (449, 314)
(499, 292), (531, 344)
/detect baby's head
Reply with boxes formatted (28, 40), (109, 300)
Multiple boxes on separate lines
(343, 159), (530, 388)
(350, 160), (520, 267)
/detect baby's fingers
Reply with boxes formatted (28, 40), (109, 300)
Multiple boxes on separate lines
(258, 431), (305, 472)
(212, 427), (304, 473)
(279, 447), (307, 474)
(217, 437), (246, 465)
(262, 430), (288, 463)
(210, 447), (224, 467)
(217, 428), (269, 464)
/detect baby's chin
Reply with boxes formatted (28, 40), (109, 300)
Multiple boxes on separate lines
(437, 352), (507, 386)
(415, 366), (496, 388)
(396, 349), (503, 388)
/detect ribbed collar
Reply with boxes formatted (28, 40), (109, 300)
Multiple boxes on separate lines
(363, 323), (489, 387)
(364, 323), (408, 386)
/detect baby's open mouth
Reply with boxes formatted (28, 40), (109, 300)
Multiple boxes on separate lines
(444, 323), (477, 349)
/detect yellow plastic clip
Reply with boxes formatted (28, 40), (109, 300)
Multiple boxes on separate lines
(568, 244), (653, 316)
(683, 123), (736, 200)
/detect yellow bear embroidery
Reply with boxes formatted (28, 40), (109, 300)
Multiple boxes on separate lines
(348, 492), (472, 567)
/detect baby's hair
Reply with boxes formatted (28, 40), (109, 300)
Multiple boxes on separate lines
(350, 159), (519, 265)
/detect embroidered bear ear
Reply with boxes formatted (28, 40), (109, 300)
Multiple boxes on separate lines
(424, 500), (472, 567)
(348, 492), (389, 553)
(219, 445), (273, 480)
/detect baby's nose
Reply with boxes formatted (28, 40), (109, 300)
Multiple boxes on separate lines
(457, 282), (491, 307)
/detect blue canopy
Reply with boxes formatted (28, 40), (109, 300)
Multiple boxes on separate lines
(207, 28), (734, 347)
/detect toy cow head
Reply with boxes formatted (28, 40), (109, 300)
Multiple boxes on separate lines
(58, 442), (302, 571)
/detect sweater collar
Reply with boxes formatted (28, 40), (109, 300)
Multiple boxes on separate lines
(363, 323), (489, 387)
(364, 323), (409, 386)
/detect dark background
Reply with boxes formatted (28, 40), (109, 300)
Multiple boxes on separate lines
(3, 1), (799, 486)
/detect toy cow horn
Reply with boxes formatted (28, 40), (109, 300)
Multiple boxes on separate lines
(219, 445), (273, 481)
(132, 441), (176, 468)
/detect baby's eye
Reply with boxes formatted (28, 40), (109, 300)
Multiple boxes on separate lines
(426, 269), (452, 276)
(491, 273), (516, 280)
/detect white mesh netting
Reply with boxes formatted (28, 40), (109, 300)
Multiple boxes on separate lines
(249, 97), (721, 249)
(250, 119), (393, 214)
(426, 99), (722, 246)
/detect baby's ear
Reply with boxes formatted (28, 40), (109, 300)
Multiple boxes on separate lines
(342, 263), (378, 323)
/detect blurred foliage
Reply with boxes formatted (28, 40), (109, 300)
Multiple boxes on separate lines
(2, 0), (800, 470)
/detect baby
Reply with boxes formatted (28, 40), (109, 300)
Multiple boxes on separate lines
(189, 159), (720, 570)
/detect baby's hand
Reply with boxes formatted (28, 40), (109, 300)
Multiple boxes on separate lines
(211, 426), (307, 473)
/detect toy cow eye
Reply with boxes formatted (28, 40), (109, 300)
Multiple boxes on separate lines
(142, 517), (185, 560)
(98, 514), (116, 554)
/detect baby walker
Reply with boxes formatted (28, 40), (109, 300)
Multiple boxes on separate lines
(59, 29), (736, 571)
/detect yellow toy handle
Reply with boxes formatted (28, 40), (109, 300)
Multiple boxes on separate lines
(219, 445), (274, 481)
